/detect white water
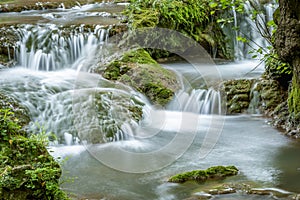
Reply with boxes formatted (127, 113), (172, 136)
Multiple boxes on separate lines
(15, 24), (108, 71)
(231, 0), (278, 60)
(1, 21), (224, 146)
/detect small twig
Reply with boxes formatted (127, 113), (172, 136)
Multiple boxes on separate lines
(244, 59), (265, 76)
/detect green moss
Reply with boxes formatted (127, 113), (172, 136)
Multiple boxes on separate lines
(168, 166), (238, 184)
(103, 49), (157, 80)
(122, 49), (157, 64)
(288, 77), (300, 118)
(205, 166), (238, 177)
(120, 63), (179, 106)
(123, 0), (233, 59)
(103, 61), (122, 80)
(0, 106), (68, 199)
(0, 93), (30, 128)
(142, 82), (174, 105)
(101, 49), (179, 106)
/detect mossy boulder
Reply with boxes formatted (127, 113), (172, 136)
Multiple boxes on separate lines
(0, 95), (68, 199)
(96, 49), (179, 106)
(221, 78), (285, 115)
(168, 166), (238, 184)
(0, 135), (67, 200)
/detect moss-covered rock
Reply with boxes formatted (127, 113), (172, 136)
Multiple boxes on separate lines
(221, 78), (286, 115)
(0, 95), (68, 199)
(0, 93), (30, 127)
(168, 166), (238, 184)
(221, 79), (253, 114)
(0, 134), (68, 200)
(96, 49), (179, 106)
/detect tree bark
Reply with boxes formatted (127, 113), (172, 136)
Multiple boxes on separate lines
(274, 0), (300, 117)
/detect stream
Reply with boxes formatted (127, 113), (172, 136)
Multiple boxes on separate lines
(0, 2), (300, 200)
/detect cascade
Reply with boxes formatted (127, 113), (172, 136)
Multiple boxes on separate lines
(168, 88), (222, 115)
(1, 4), (299, 199)
(231, 0), (278, 60)
(1, 22), (224, 146)
(14, 24), (109, 71)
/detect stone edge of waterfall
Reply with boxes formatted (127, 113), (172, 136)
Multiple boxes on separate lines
(0, 0), (128, 13)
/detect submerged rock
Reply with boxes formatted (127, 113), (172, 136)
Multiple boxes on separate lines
(184, 192), (212, 200)
(188, 182), (297, 200)
(80, 90), (144, 143)
(168, 166), (239, 183)
(249, 188), (292, 198)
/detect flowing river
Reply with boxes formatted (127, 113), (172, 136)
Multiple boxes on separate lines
(0, 2), (299, 200)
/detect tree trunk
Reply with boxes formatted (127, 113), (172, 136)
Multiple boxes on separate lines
(274, 0), (300, 118)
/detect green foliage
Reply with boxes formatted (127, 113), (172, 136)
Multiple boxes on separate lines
(250, 47), (292, 87)
(123, 0), (233, 59)
(288, 77), (300, 118)
(0, 109), (23, 142)
(209, 0), (244, 15)
(0, 108), (69, 200)
(125, 0), (210, 32)
(168, 165), (239, 183)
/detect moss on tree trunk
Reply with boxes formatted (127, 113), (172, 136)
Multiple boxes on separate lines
(288, 58), (300, 119)
(274, 0), (300, 120)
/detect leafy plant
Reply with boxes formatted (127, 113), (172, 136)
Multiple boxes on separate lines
(0, 108), (23, 142)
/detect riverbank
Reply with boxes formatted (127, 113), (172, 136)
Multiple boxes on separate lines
(222, 76), (300, 139)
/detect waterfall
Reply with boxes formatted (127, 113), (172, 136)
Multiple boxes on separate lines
(168, 88), (222, 115)
(14, 24), (109, 71)
(1, 21), (224, 146)
(230, 0), (278, 60)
